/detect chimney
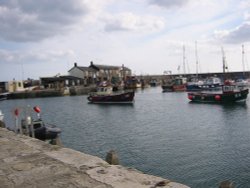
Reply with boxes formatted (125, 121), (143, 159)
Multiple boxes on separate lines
(74, 62), (77, 67)
(90, 61), (93, 66)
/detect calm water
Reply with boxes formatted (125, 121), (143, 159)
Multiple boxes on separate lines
(1, 87), (250, 188)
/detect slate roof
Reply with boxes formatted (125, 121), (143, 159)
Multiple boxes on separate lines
(90, 64), (131, 71)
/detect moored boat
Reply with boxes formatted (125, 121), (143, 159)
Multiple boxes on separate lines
(88, 82), (135, 104)
(188, 78), (249, 103)
(162, 77), (187, 92)
(0, 92), (9, 101)
(13, 106), (61, 142)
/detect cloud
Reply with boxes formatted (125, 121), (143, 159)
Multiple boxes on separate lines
(103, 12), (165, 33)
(0, 0), (89, 42)
(149, 0), (189, 8)
(0, 49), (75, 64)
(214, 14), (250, 44)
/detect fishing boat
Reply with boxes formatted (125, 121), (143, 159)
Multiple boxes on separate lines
(87, 82), (135, 104)
(124, 76), (142, 89)
(187, 77), (222, 92)
(0, 92), (9, 101)
(187, 48), (249, 103)
(162, 77), (187, 92)
(187, 82), (249, 103)
(14, 106), (61, 141)
(186, 78), (204, 91)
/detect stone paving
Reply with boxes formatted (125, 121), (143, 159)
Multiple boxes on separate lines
(0, 128), (190, 188)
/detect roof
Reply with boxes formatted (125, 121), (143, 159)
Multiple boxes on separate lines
(68, 62), (131, 73)
(90, 64), (131, 71)
(68, 66), (97, 73)
(77, 67), (97, 72)
(40, 75), (83, 82)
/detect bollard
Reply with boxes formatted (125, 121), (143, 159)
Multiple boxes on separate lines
(219, 180), (234, 188)
(50, 136), (62, 146)
(105, 150), (119, 165)
(0, 120), (6, 128)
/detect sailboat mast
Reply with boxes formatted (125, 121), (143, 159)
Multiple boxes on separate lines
(242, 44), (245, 77)
(221, 47), (226, 74)
(183, 45), (186, 75)
(195, 41), (198, 77)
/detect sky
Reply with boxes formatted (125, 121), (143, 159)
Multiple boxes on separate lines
(1, 0), (250, 81)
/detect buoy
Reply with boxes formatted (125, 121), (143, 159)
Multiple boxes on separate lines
(33, 106), (41, 113)
(215, 95), (221, 101)
(188, 95), (193, 100)
(14, 108), (19, 116)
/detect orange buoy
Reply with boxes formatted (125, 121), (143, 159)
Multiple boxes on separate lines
(33, 106), (41, 113)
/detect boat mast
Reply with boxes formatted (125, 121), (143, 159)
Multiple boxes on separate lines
(195, 41), (198, 77)
(183, 45), (186, 75)
(242, 44), (245, 78)
(221, 47), (227, 74)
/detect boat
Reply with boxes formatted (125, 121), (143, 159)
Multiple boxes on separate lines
(186, 77), (204, 91)
(88, 82), (135, 104)
(0, 92), (9, 101)
(124, 76), (142, 89)
(187, 77), (222, 92)
(162, 77), (187, 92)
(235, 78), (250, 89)
(188, 82), (249, 103)
(14, 106), (61, 141)
(187, 48), (249, 103)
(149, 79), (159, 87)
(29, 118), (61, 141)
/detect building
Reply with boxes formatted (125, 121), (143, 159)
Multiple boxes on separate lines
(40, 76), (83, 90)
(68, 61), (132, 86)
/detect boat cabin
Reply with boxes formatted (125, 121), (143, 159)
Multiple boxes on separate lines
(174, 77), (187, 85)
(205, 77), (221, 85)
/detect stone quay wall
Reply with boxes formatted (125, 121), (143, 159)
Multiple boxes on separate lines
(0, 127), (189, 188)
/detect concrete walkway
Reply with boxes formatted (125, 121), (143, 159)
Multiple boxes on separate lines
(0, 128), (190, 188)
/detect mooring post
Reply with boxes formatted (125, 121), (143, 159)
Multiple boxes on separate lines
(0, 120), (5, 128)
(105, 150), (119, 165)
(219, 180), (234, 188)
(50, 136), (62, 146)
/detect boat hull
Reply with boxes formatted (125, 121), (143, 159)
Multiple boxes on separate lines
(187, 89), (249, 103)
(88, 91), (135, 104)
(162, 84), (186, 92)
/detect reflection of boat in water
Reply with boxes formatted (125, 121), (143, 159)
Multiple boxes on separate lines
(88, 82), (135, 104)
(162, 77), (187, 92)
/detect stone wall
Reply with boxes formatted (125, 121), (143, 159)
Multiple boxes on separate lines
(0, 128), (190, 188)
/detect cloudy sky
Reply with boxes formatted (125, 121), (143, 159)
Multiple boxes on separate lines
(1, 0), (250, 81)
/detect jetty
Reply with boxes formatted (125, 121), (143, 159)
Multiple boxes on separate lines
(0, 127), (189, 188)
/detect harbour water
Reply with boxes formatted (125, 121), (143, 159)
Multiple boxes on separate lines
(1, 86), (250, 188)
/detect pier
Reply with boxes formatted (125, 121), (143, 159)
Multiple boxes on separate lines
(0, 127), (189, 188)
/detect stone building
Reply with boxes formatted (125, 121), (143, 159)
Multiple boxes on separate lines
(68, 61), (131, 86)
